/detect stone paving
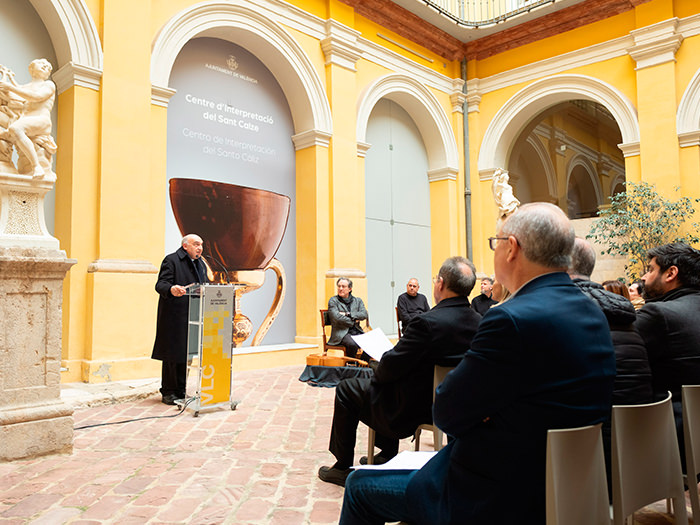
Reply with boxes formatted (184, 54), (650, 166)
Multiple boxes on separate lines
(0, 364), (692, 524)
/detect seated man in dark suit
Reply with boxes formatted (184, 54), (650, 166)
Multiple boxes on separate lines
(470, 276), (497, 315)
(340, 202), (616, 524)
(318, 256), (482, 487)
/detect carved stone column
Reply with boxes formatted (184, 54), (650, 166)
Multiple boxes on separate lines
(0, 246), (76, 460)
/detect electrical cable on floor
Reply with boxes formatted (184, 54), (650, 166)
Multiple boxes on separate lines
(73, 397), (197, 430)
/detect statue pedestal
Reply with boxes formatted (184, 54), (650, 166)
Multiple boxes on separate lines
(0, 247), (76, 460)
(0, 172), (59, 250)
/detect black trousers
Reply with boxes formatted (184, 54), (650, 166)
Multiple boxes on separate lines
(340, 333), (372, 362)
(160, 361), (187, 399)
(329, 377), (399, 469)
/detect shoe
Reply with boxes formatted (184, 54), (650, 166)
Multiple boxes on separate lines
(318, 465), (351, 487)
(161, 394), (177, 405)
(359, 454), (391, 465)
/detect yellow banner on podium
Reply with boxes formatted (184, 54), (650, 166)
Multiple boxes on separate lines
(199, 286), (234, 407)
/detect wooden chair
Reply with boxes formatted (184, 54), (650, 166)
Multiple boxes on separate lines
(611, 392), (688, 525)
(319, 309), (370, 358)
(366, 365), (455, 464)
(545, 423), (610, 525)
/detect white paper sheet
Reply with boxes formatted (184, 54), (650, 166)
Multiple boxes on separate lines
(350, 327), (395, 360)
(352, 450), (437, 470)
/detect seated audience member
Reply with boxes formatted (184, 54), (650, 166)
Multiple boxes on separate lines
(603, 279), (632, 300)
(569, 238), (653, 494)
(339, 203), (615, 525)
(635, 242), (700, 464)
(318, 257), (482, 487)
(327, 277), (369, 359)
(396, 278), (430, 330)
(470, 276), (498, 315)
(628, 279), (645, 310)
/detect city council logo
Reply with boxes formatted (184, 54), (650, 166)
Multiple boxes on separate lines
(226, 55), (239, 71)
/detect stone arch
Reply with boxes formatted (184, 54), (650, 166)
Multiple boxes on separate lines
(151, 1), (331, 136)
(478, 74), (639, 179)
(678, 66), (700, 146)
(356, 74), (459, 177)
(28, 0), (103, 91)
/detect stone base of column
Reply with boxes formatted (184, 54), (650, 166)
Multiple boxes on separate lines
(0, 247), (76, 461)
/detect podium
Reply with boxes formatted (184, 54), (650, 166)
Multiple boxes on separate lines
(184, 283), (241, 416)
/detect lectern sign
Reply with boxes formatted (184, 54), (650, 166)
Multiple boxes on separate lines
(200, 286), (234, 406)
(186, 284), (237, 415)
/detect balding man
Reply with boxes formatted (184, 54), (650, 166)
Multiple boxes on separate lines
(396, 278), (430, 330)
(340, 203), (616, 524)
(319, 257), (481, 487)
(152, 234), (209, 405)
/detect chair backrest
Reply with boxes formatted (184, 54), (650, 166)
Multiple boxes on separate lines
(432, 365), (454, 401)
(611, 391), (688, 525)
(546, 423), (609, 525)
(682, 385), (700, 519)
(318, 308), (371, 354)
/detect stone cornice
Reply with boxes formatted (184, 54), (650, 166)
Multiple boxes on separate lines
(52, 61), (101, 94)
(291, 129), (332, 150)
(627, 18), (683, 70)
(151, 85), (177, 108)
(321, 20), (363, 71)
(87, 259), (158, 274)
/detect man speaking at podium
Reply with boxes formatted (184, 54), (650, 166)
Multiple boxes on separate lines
(152, 234), (209, 405)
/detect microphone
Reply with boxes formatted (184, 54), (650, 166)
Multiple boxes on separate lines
(204, 250), (230, 284)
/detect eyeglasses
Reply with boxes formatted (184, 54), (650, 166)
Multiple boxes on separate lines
(488, 236), (510, 250)
(432, 275), (441, 284)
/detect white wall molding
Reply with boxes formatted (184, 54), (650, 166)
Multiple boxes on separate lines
(356, 74), (459, 174)
(151, 1), (332, 135)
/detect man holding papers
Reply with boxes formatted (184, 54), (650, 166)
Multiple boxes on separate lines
(318, 257), (482, 487)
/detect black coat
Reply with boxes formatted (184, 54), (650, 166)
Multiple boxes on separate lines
(635, 286), (700, 452)
(151, 247), (208, 363)
(362, 296), (481, 439)
(573, 279), (653, 405)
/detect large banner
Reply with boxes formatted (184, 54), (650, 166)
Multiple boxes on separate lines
(167, 37), (296, 346)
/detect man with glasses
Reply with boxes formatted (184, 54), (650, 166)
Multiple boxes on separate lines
(340, 203), (615, 524)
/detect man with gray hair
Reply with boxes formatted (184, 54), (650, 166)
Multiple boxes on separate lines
(318, 256), (482, 487)
(340, 203), (615, 524)
(152, 234), (209, 405)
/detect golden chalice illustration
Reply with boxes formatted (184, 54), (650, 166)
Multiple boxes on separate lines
(169, 178), (290, 347)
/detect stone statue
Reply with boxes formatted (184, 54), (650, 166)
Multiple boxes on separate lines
(0, 59), (57, 179)
(492, 168), (520, 223)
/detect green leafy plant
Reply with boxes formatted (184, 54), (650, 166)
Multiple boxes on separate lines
(587, 181), (700, 281)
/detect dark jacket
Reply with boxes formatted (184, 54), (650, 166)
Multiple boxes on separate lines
(407, 273), (615, 524)
(574, 279), (652, 406)
(327, 294), (368, 345)
(471, 293), (497, 315)
(151, 247), (208, 363)
(396, 292), (430, 328)
(363, 296), (481, 439)
(634, 286), (700, 455)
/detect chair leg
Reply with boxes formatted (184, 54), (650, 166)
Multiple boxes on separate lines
(414, 428), (421, 451)
(689, 478), (700, 522)
(367, 427), (375, 465)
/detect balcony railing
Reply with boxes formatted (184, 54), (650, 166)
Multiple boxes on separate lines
(423, 0), (556, 26)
